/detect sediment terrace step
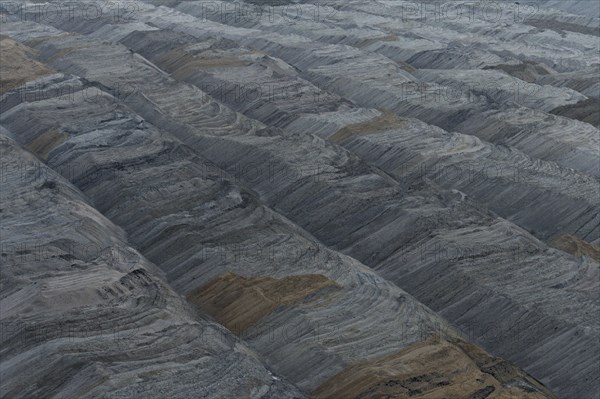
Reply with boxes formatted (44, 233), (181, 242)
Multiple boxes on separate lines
(0, 134), (305, 399)
(165, 0), (600, 177)
(117, 29), (599, 244)
(1, 80), (459, 392)
(1, 35), (561, 399)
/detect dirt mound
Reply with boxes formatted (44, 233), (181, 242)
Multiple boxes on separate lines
(312, 335), (557, 399)
(187, 272), (340, 334)
(0, 36), (54, 94)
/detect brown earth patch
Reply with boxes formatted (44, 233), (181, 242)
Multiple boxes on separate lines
(312, 335), (556, 399)
(156, 48), (249, 80)
(186, 272), (340, 334)
(396, 60), (418, 74)
(0, 36), (54, 94)
(550, 235), (600, 261)
(358, 34), (400, 48)
(24, 129), (66, 160)
(329, 112), (407, 144)
(45, 47), (77, 63)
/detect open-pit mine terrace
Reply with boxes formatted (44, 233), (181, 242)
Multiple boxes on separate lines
(0, 1), (598, 398)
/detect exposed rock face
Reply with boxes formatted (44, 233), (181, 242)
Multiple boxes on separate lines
(1, 1), (598, 398)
